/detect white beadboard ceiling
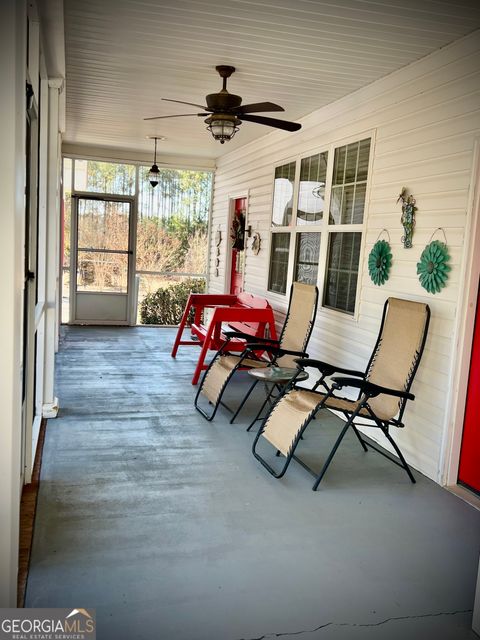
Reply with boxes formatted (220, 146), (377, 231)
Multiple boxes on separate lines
(61, 0), (480, 160)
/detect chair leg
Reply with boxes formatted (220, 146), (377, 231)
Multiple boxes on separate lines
(245, 382), (278, 431)
(230, 379), (259, 424)
(383, 429), (416, 484)
(311, 399), (370, 491)
(311, 419), (352, 491)
(351, 425), (368, 452)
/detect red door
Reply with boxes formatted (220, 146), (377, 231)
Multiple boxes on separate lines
(230, 198), (246, 295)
(458, 284), (480, 494)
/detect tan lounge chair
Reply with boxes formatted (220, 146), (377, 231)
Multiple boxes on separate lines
(252, 297), (430, 490)
(194, 282), (319, 421)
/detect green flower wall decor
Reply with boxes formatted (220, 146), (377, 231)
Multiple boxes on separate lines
(416, 240), (451, 294)
(368, 240), (392, 286)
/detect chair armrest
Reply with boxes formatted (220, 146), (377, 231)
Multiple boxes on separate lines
(294, 358), (365, 378)
(331, 376), (415, 401)
(275, 348), (309, 359)
(244, 342), (280, 352)
(244, 343), (303, 356)
(223, 330), (279, 345)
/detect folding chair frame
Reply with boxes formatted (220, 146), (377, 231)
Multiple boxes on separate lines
(194, 283), (318, 421)
(194, 338), (307, 421)
(252, 299), (431, 490)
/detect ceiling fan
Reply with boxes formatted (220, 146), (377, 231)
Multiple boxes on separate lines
(144, 65), (301, 144)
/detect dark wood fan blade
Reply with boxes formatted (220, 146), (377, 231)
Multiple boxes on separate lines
(231, 102), (284, 114)
(239, 114), (301, 132)
(144, 113), (208, 120)
(162, 98), (210, 110)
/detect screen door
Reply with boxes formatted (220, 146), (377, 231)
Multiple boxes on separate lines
(71, 194), (134, 324)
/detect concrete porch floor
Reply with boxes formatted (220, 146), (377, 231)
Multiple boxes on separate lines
(26, 326), (480, 640)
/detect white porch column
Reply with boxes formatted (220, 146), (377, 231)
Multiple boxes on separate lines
(42, 78), (63, 419)
(0, 0), (26, 607)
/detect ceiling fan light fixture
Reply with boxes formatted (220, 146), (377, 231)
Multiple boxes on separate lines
(205, 114), (240, 144)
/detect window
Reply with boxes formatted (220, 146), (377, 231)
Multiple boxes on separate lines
(324, 232), (362, 314)
(74, 159), (135, 195)
(272, 162), (295, 226)
(295, 232), (321, 284)
(268, 137), (371, 315)
(323, 139), (370, 313)
(268, 233), (290, 294)
(136, 167), (212, 277)
(330, 138), (370, 225)
(297, 152), (327, 224)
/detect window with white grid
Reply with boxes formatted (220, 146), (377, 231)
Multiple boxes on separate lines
(268, 137), (371, 315)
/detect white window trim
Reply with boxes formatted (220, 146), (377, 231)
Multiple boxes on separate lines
(266, 130), (376, 320)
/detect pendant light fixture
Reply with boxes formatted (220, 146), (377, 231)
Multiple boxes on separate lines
(148, 136), (161, 187)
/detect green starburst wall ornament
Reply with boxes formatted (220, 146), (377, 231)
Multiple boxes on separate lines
(368, 239), (392, 286)
(417, 239), (450, 294)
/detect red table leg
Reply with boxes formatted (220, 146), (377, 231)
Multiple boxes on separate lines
(191, 322), (215, 384)
(171, 295), (194, 358)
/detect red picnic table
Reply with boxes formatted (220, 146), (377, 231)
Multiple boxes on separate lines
(171, 292), (278, 384)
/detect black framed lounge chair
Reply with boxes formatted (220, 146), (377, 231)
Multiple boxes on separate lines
(252, 297), (430, 490)
(194, 282), (319, 421)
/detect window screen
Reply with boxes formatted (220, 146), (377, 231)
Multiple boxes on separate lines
(268, 233), (290, 294)
(329, 139), (370, 225)
(297, 152), (328, 225)
(323, 232), (362, 314)
(74, 159), (135, 195)
(272, 162), (295, 227)
(294, 233), (321, 284)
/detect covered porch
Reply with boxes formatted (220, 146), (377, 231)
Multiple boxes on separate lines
(26, 326), (480, 639)
(2, 0), (480, 633)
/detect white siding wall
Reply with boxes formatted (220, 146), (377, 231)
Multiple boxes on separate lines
(208, 30), (480, 483)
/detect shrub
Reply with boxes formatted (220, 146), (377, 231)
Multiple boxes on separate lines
(140, 278), (206, 325)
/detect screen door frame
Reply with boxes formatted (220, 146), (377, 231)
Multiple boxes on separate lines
(70, 192), (136, 325)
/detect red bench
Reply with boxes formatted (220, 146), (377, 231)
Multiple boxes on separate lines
(171, 292), (278, 384)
